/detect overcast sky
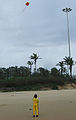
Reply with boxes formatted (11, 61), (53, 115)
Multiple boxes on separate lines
(0, 0), (76, 74)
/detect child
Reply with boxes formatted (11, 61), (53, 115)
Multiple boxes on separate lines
(33, 94), (39, 117)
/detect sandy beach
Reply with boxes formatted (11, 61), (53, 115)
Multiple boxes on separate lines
(0, 90), (76, 120)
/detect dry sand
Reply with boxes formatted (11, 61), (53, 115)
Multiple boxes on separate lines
(0, 90), (76, 120)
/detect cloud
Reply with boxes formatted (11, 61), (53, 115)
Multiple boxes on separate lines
(0, 0), (76, 74)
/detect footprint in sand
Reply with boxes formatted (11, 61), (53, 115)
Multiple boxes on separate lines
(0, 104), (8, 107)
(29, 108), (32, 110)
(69, 101), (72, 103)
(24, 106), (32, 111)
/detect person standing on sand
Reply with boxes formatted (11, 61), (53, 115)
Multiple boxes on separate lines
(33, 94), (39, 117)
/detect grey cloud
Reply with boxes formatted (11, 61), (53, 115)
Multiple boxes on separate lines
(0, 0), (76, 74)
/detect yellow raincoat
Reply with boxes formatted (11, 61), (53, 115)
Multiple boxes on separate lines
(33, 97), (39, 116)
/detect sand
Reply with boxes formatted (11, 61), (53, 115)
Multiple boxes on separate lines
(0, 90), (76, 120)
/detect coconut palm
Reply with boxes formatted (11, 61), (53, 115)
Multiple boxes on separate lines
(30, 53), (40, 72)
(63, 56), (74, 77)
(56, 61), (66, 75)
(27, 61), (33, 73)
(69, 58), (74, 77)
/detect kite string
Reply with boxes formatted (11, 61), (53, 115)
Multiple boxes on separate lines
(22, 7), (26, 13)
(18, 7), (26, 16)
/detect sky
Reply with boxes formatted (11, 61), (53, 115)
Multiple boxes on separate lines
(0, 0), (76, 75)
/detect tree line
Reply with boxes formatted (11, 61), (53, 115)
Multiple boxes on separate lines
(0, 53), (76, 91)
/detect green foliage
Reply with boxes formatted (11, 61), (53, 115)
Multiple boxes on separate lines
(51, 67), (60, 76)
(30, 53), (40, 72)
(0, 66), (76, 91)
(37, 67), (50, 77)
(51, 84), (59, 90)
(63, 56), (75, 77)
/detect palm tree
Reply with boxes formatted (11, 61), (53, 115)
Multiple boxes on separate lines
(56, 61), (66, 75)
(30, 53), (40, 72)
(63, 56), (70, 74)
(27, 61), (33, 73)
(63, 56), (74, 77)
(69, 58), (74, 77)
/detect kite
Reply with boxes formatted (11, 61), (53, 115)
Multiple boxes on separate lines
(23, 2), (30, 11)
(18, 1), (30, 16)
(25, 2), (30, 6)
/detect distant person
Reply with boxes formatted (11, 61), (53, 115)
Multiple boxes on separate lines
(33, 94), (39, 117)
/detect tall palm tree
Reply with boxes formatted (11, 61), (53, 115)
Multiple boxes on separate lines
(63, 56), (74, 77)
(69, 58), (74, 77)
(30, 53), (40, 72)
(63, 56), (70, 74)
(27, 61), (33, 73)
(56, 61), (65, 75)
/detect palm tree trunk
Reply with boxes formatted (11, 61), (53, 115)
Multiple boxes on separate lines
(67, 65), (69, 75)
(34, 61), (36, 72)
(29, 65), (31, 73)
(70, 65), (72, 77)
(61, 68), (62, 75)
